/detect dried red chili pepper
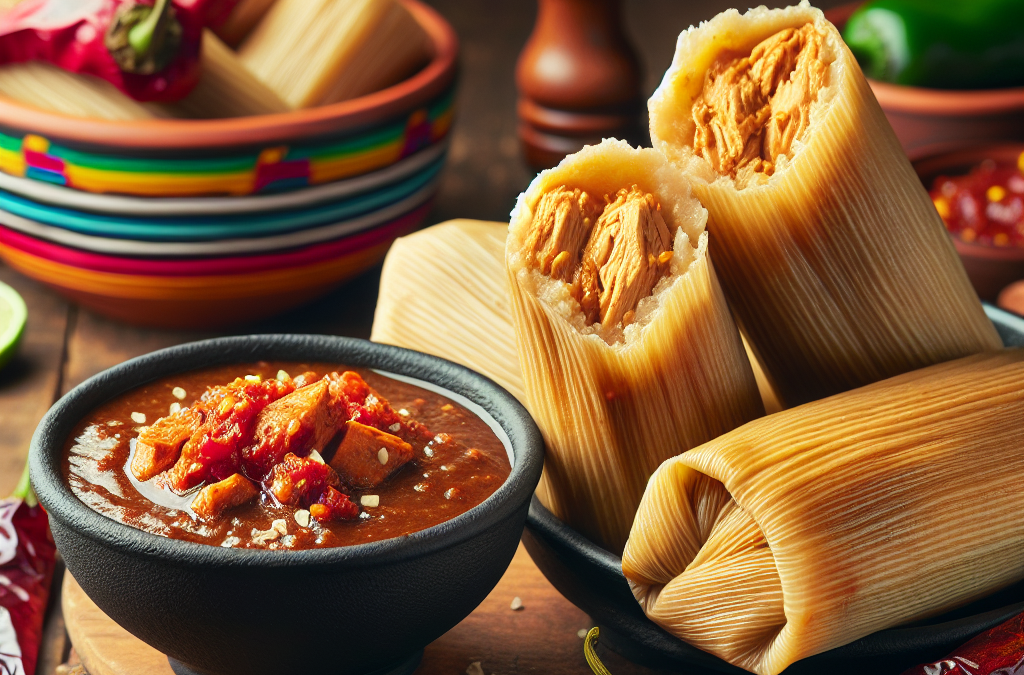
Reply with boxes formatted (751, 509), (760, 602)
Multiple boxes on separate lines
(900, 612), (1024, 675)
(0, 464), (56, 675)
(0, 0), (238, 102)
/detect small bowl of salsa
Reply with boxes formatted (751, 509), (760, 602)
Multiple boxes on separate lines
(913, 143), (1024, 301)
(29, 335), (544, 675)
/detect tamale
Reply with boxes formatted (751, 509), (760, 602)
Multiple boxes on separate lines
(506, 139), (764, 553)
(216, 0), (279, 48)
(623, 349), (1024, 675)
(0, 61), (159, 121)
(160, 31), (290, 118)
(371, 219), (525, 402)
(239, 0), (432, 108)
(648, 4), (1001, 407)
(0, 32), (287, 120)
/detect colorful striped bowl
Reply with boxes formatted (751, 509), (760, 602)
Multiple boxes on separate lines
(0, 1), (457, 199)
(0, 0), (458, 328)
(0, 203), (431, 328)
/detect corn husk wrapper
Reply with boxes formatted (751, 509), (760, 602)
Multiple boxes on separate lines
(507, 139), (764, 553)
(216, 0), (279, 48)
(0, 61), (157, 120)
(371, 219), (525, 402)
(160, 31), (290, 118)
(0, 32), (287, 120)
(648, 3), (1001, 407)
(239, 0), (432, 108)
(623, 349), (1024, 675)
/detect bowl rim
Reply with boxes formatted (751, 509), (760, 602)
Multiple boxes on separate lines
(29, 335), (544, 569)
(0, 0), (458, 151)
(825, 2), (1024, 114)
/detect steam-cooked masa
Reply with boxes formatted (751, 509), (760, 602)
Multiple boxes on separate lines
(692, 24), (828, 182)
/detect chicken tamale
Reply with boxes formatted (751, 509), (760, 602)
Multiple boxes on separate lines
(648, 4), (1001, 407)
(624, 349), (1024, 675)
(506, 139), (764, 553)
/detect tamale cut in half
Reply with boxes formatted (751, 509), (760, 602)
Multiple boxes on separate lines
(648, 3), (1001, 407)
(623, 349), (1024, 675)
(506, 139), (765, 554)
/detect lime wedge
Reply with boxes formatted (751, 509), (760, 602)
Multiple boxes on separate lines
(0, 280), (26, 372)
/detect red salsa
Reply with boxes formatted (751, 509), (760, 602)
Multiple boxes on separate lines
(63, 363), (511, 550)
(930, 151), (1024, 248)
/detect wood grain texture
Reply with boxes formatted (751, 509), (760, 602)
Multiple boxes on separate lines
(63, 574), (172, 675)
(0, 265), (68, 496)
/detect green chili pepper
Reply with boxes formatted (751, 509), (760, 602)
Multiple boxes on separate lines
(842, 0), (1024, 89)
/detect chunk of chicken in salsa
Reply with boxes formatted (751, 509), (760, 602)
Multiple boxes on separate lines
(64, 363), (510, 550)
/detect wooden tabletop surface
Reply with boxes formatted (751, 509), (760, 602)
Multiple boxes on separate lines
(0, 1), (848, 673)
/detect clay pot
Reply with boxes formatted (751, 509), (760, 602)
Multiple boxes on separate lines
(826, 4), (1024, 155)
(913, 143), (1024, 302)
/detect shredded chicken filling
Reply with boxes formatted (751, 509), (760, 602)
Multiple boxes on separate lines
(526, 185), (674, 329)
(692, 23), (827, 181)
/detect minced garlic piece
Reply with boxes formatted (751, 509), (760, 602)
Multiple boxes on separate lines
(692, 24), (827, 182)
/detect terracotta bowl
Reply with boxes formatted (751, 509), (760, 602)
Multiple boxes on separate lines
(912, 143), (1024, 301)
(29, 335), (545, 675)
(0, 0), (457, 199)
(826, 4), (1024, 155)
(0, 0), (457, 328)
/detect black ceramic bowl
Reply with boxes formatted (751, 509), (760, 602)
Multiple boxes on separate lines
(29, 335), (544, 675)
(523, 305), (1024, 675)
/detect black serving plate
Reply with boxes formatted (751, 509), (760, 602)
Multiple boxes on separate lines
(523, 304), (1024, 675)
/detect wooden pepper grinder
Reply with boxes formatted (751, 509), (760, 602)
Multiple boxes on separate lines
(516, 0), (645, 170)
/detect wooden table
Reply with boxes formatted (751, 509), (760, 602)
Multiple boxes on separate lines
(0, 1), (850, 673)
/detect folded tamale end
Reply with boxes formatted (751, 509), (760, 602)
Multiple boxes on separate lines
(317, 0), (432, 105)
(624, 349), (1024, 675)
(239, 0), (431, 109)
(157, 31), (291, 118)
(371, 219), (524, 403)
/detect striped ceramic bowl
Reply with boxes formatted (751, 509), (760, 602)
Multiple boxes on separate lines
(0, 0), (457, 327)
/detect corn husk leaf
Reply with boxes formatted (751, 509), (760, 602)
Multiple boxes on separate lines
(371, 219), (524, 402)
(239, 0), (432, 108)
(0, 32), (287, 120)
(624, 349), (1024, 675)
